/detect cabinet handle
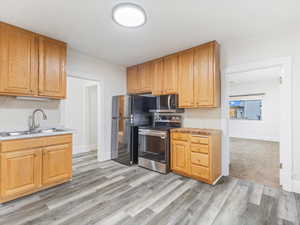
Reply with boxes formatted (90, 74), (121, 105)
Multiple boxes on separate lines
(191, 135), (205, 137)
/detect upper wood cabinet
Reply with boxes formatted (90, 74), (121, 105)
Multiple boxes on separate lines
(127, 66), (138, 94)
(137, 62), (152, 93)
(193, 42), (220, 107)
(126, 41), (220, 108)
(0, 23), (38, 96)
(127, 62), (152, 94)
(152, 58), (164, 95)
(178, 49), (194, 108)
(178, 41), (220, 108)
(163, 54), (178, 94)
(150, 55), (178, 96)
(38, 36), (67, 99)
(0, 22), (67, 99)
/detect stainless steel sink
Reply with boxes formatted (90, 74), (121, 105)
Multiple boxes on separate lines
(39, 128), (66, 133)
(0, 128), (67, 137)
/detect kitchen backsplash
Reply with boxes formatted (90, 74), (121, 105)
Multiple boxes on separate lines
(182, 108), (222, 129)
(0, 96), (62, 132)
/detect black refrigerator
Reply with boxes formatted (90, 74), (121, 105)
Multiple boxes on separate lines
(111, 95), (155, 165)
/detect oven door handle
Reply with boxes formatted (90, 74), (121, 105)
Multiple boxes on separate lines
(139, 131), (167, 139)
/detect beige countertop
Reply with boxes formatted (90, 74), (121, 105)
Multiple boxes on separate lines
(0, 128), (74, 141)
(171, 128), (222, 135)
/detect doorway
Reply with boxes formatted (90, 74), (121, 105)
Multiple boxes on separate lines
(62, 76), (100, 155)
(222, 57), (292, 191)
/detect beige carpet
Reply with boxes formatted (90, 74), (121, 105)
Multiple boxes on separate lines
(230, 137), (280, 187)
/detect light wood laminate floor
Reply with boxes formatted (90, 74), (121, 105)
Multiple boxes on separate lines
(0, 151), (299, 225)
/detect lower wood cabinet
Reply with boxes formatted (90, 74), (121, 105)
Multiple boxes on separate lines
(0, 134), (72, 203)
(0, 148), (42, 200)
(171, 130), (221, 184)
(42, 144), (72, 186)
(172, 140), (190, 176)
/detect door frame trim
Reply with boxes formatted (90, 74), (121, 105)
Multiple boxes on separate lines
(221, 57), (293, 191)
(60, 73), (104, 160)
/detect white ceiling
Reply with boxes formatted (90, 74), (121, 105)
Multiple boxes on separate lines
(1, 0), (300, 66)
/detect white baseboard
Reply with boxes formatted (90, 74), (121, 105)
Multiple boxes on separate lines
(73, 144), (98, 155)
(292, 179), (300, 193)
(229, 135), (279, 142)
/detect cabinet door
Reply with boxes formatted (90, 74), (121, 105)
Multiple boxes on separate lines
(0, 23), (38, 96)
(0, 149), (42, 200)
(137, 62), (152, 93)
(178, 49), (194, 108)
(171, 140), (190, 175)
(164, 54), (178, 94)
(38, 37), (67, 99)
(127, 66), (138, 94)
(194, 42), (220, 107)
(42, 144), (72, 186)
(152, 58), (164, 95)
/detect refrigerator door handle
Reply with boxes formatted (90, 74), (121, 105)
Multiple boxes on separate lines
(130, 114), (134, 124)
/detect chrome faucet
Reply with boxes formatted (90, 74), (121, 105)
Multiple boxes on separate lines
(29, 109), (48, 131)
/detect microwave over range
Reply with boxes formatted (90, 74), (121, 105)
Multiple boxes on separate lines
(150, 94), (184, 113)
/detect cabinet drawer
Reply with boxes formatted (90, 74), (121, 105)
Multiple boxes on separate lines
(44, 135), (72, 146)
(191, 152), (209, 167)
(191, 144), (209, 154)
(190, 135), (209, 145)
(172, 132), (189, 141)
(0, 139), (44, 152)
(191, 165), (210, 180)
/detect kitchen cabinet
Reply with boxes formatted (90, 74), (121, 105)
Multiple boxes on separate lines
(127, 62), (152, 94)
(171, 140), (190, 176)
(126, 41), (220, 108)
(42, 144), (72, 186)
(152, 58), (164, 95)
(163, 54), (178, 94)
(178, 49), (194, 108)
(0, 22), (67, 99)
(193, 42), (220, 107)
(152, 54), (178, 96)
(0, 134), (72, 203)
(0, 22), (38, 96)
(171, 129), (221, 185)
(0, 148), (42, 201)
(127, 66), (138, 94)
(38, 36), (67, 99)
(137, 62), (152, 93)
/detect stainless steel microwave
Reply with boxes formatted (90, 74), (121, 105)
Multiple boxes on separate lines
(150, 94), (184, 113)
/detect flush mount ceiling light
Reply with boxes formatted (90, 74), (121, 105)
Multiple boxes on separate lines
(112, 3), (147, 28)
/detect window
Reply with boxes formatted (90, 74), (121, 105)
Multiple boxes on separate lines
(229, 99), (262, 120)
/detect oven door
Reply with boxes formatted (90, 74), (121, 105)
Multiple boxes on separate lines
(138, 129), (169, 163)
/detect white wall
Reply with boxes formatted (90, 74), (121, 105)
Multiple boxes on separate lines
(220, 32), (300, 187)
(229, 80), (280, 142)
(86, 85), (98, 150)
(182, 108), (221, 129)
(66, 48), (126, 160)
(63, 77), (99, 154)
(0, 97), (61, 132)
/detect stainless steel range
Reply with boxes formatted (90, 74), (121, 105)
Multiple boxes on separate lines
(138, 114), (182, 174)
